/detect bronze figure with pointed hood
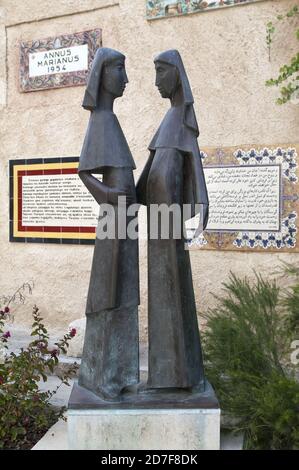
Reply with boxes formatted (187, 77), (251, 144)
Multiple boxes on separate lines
(78, 47), (139, 401)
(136, 50), (209, 391)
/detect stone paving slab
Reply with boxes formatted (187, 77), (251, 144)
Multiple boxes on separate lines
(32, 419), (69, 450)
(38, 376), (75, 408)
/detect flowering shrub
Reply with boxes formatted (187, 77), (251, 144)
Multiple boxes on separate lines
(0, 305), (78, 449)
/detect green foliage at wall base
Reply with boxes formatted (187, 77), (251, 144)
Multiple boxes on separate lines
(203, 271), (299, 449)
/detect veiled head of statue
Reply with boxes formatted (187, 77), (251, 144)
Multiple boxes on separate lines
(155, 60), (180, 99)
(82, 48), (128, 110)
(154, 50), (199, 136)
(154, 50), (193, 102)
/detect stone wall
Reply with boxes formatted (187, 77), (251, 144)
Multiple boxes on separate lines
(0, 0), (298, 340)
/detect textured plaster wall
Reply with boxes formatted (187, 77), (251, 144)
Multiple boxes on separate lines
(0, 0), (298, 340)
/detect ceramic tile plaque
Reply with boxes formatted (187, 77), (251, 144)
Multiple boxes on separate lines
(9, 145), (299, 250)
(9, 157), (98, 244)
(187, 144), (299, 252)
(20, 29), (102, 92)
(146, 1), (265, 20)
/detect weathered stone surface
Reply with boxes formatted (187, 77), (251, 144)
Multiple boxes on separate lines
(68, 408), (221, 450)
(32, 418), (243, 451)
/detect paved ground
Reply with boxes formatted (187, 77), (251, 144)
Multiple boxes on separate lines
(38, 375), (75, 408)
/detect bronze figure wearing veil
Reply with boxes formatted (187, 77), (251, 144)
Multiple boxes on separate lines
(78, 48), (139, 400)
(137, 50), (209, 391)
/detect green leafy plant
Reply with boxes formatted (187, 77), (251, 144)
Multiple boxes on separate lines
(203, 270), (299, 450)
(0, 303), (78, 449)
(266, 5), (299, 104)
(280, 262), (299, 335)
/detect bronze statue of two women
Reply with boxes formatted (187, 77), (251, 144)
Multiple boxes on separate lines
(78, 47), (209, 401)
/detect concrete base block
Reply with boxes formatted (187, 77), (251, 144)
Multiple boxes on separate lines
(67, 381), (220, 450)
(32, 419), (243, 450)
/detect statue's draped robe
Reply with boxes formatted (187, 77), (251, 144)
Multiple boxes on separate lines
(136, 105), (208, 389)
(78, 109), (139, 399)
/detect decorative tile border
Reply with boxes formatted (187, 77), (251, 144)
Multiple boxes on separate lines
(146, 0), (266, 20)
(188, 144), (299, 252)
(235, 147), (298, 183)
(20, 29), (102, 93)
(232, 212), (297, 249)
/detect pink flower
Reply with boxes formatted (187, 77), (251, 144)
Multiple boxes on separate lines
(70, 328), (77, 338)
(3, 331), (11, 339)
(51, 348), (59, 358)
(4, 306), (10, 313)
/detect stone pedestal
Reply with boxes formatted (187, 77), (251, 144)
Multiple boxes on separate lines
(67, 381), (220, 450)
